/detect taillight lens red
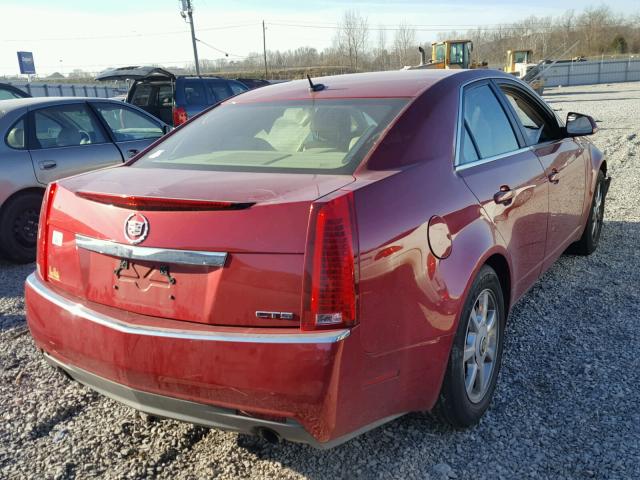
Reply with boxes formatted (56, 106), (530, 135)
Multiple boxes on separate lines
(302, 192), (358, 330)
(36, 182), (58, 281)
(172, 106), (188, 126)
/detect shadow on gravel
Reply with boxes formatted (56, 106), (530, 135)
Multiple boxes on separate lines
(234, 413), (458, 479)
(146, 426), (210, 476)
(29, 391), (100, 440)
(0, 314), (26, 331)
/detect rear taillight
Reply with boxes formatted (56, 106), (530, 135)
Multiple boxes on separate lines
(36, 182), (58, 281)
(302, 191), (358, 331)
(172, 106), (188, 126)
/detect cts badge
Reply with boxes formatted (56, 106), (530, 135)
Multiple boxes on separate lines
(256, 311), (294, 320)
(124, 213), (149, 244)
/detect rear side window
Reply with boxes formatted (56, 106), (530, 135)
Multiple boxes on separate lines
(460, 124), (479, 163)
(33, 104), (107, 149)
(183, 80), (207, 105)
(205, 81), (232, 103)
(462, 84), (519, 162)
(130, 84), (153, 106)
(6, 118), (26, 149)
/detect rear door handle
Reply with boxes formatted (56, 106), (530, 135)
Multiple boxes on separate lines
(127, 149), (139, 158)
(39, 160), (57, 170)
(548, 169), (560, 184)
(493, 185), (514, 205)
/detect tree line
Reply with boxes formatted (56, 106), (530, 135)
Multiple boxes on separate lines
(40, 5), (640, 80)
(203, 5), (640, 79)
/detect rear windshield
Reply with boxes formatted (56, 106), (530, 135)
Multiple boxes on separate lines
(132, 98), (408, 174)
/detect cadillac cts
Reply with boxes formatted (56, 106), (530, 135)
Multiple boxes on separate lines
(26, 69), (609, 448)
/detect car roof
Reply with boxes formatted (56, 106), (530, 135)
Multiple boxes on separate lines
(0, 96), (123, 111)
(230, 69), (515, 103)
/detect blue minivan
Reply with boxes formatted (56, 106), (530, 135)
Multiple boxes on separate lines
(96, 67), (249, 126)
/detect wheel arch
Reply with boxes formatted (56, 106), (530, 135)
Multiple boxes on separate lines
(484, 253), (512, 316)
(599, 160), (607, 175)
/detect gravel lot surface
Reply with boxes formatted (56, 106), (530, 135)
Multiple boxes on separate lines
(1, 81), (639, 480)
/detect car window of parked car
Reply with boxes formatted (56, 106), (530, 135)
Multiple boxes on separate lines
(6, 118), (25, 149)
(462, 84), (519, 162)
(183, 80), (207, 105)
(33, 104), (107, 149)
(133, 98), (408, 174)
(93, 103), (164, 142)
(157, 84), (174, 107)
(0, 88), (24, 100)
(204, 81), (232, 103)
(229, 82), (248, 96)
(499, 86), (559, 145)
(130, 84), (153, 107)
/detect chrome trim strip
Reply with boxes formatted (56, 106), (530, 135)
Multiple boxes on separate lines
(26, 273), (350, 344)
(75, 234), (227, 267)
(455, 146), (533, 171)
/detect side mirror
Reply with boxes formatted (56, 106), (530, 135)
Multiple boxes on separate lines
(566, 112), (597, 137)
(162, 124), (173, 135)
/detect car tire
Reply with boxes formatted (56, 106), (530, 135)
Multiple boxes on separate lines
(433, 265), (506, 427)
(568, 170), (606, 256)
(0, 192), (43, 264)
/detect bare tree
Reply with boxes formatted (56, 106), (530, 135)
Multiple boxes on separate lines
(393, 21), (417, 67)
(190, 6), (640, 78)
(373, 26), (389, 70)
(336, 10), (369, 70)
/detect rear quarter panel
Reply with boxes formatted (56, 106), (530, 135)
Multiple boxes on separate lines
(350, 75), (512, 410)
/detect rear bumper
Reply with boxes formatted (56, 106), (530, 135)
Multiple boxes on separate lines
(26, 273), (362, 446)
(43, 352), (343, 448)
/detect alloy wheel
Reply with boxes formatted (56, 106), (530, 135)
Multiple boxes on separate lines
(591, 182), (603, 239)
(463, 289), (499, 404)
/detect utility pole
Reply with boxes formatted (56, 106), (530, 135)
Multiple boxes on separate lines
(262, 20), (268, 79)
(180, 0), (201, 76)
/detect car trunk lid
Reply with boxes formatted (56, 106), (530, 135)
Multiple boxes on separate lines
(44, 167), (355, 327)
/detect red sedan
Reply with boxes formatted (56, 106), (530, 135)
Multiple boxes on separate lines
(26, 69), (609, 448)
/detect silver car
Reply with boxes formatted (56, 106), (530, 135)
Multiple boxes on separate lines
(0, 97), (170, 263)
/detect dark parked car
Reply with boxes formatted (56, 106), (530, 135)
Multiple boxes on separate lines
(0, 83), (30, 100)
(27, 69), (608, 448)
(96, 67), (249, 126)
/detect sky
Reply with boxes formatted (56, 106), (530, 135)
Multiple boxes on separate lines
(0, 0), (636, 76)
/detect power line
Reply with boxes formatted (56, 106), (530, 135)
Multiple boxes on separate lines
(195, 38), (261, 59)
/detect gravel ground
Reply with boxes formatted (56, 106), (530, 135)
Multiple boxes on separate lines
(1, 81), (639, 480)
